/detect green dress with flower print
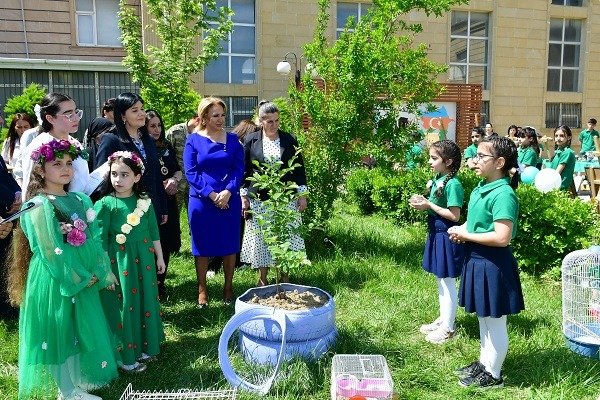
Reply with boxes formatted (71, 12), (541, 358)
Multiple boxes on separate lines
(18, 192), (119, 399)
(94, 194), (165, 365)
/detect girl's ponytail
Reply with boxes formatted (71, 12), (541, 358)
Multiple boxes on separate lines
(7, 225), (32, 306)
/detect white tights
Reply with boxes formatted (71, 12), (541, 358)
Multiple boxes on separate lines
(478, 316), (509, 379)
(50, 362), (75, 397)
(437, 277), (458, 331)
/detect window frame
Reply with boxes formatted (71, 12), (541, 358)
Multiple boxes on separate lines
(75, 0), (122, 47)
(545, 102), (582, 128)
(448, 11), (490, 89)
(204, 0), (256, 84)
(550, 0), (584, 6)
(547, 18), (582, 93)
(218, 96), (258, 128)
(336, 2), (371, 37)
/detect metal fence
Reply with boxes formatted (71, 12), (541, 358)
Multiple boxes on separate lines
(0, 68), (139, 141)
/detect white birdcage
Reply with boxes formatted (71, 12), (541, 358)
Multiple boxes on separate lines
(330, 355), (393, 400)
(562, 246), (600, 359)
(119, 384), (237, 400)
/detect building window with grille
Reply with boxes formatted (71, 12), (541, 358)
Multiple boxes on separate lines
(449, 12), (490, 89)
(75, 0), (122, 47)
(551, 0), (583, 6)
(219, 96), (258, 127)
(547, 19), (582, 92)
(204, 0), (256, 84)
(336, 2), (372, 38)
(545, 103), (581, 128)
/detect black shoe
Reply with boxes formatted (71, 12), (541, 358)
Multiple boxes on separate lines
(454, 360), (484, 378)
(459, 369), (504, 389)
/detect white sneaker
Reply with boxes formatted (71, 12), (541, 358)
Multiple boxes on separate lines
(206, 270), (216, 279)
(419, 317), (443, 334)
(60, 388), (102, 400)
(425, 326), (456, 344)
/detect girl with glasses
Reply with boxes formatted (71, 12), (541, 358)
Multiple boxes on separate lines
(409, 140), (464, 344)
(18, 93), (89, 199)
(448, 137), (524, 390)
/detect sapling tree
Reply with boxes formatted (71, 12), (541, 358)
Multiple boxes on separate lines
(118, 0), (233, 128)
(289, 0), (467, 222)
(246, 150), (311, 293)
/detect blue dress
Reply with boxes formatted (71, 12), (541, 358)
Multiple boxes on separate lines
(184, 132), (244, 257)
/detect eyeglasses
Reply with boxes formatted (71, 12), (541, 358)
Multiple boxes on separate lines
(58, 109), (83, 122)
(473, 153), (496, 163)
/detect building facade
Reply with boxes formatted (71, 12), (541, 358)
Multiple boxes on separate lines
(1, 0), (599, 143)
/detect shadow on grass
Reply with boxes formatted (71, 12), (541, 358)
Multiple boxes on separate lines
(504, 345), (600, 389)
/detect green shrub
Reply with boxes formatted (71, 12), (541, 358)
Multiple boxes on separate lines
(513, 184), (598, 275)
(370, 167), (430, 225)
(2, 83), (45, 139)
(346, 167), (380, 215)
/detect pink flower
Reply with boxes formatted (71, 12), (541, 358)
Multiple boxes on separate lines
(66, 228), (86, 246)
(39, 145), (54, 161)
(73, 218), (87, 231)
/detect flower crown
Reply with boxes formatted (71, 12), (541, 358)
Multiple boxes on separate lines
(30, 139), (87, 164)
(108, 151), (145, 174)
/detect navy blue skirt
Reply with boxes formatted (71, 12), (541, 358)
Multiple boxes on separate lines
(422, 214), (464, 279)
(458, 243), (525, 318)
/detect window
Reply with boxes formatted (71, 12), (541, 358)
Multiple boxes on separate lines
(75, 0), (122, 47)
(480, 101), (490, 125)
(0, 69), (138, 140)
(204, 0), (256, 84)
(545, 102), (581, 128)
(547, 19), (582, 92)
(336, 2), (371, 38)
(219, 96), (258, 127)
(449, 12), (490, 89)
(551, 0), (583, 6)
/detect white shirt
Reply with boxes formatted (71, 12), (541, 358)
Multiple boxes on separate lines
(12, 127), (41, 183)
(1, 137), (21, 167)
(20, 132), (90, 201)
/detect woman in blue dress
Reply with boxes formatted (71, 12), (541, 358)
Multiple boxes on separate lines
(183, 97), (244, 308)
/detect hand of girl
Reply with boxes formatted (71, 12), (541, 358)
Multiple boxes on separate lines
(106, 283), (116, 291)
(156, 258), (166, 274)
(448, 225), (468, 244)
(86, 274), (99, 287)
(409, 195), (429, 211)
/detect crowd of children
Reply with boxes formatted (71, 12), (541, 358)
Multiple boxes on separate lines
(1, 90), (595, 397)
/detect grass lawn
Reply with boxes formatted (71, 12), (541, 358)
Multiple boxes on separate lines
(1, 207), (600, 399)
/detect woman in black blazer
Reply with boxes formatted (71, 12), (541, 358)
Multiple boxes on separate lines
(94, 92), (168, 222)
(240, 101), (308, 286)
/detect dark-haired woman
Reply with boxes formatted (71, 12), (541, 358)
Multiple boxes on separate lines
(2, 113), (35, 174)
(145, 109), (182, 298)
(19, 93), (89, 199)
(94, 92), (168, 224)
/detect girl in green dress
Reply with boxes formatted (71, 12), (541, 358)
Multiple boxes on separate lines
(94, 151), (166, 373)
(8, 139), (119, 400)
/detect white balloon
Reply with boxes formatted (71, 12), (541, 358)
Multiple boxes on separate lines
(534, 168), (562, 193)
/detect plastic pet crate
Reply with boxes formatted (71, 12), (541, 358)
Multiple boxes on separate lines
(331, 354), (393, 400)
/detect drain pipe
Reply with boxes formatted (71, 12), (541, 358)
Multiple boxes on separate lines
(20, 0), (30, 58)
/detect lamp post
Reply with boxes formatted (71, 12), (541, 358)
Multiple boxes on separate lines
(276, 52), (317, 87)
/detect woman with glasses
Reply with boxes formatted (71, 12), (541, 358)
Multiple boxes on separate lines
(94, 93), (168, 224)
(19, 93), (89, 200)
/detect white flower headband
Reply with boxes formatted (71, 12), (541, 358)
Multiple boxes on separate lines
(108, 151), (145, 174)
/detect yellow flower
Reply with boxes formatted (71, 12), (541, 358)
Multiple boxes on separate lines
(126, 213), (140, 226)
(115, 234), (127, 244)
(121, 224), (132, 234)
